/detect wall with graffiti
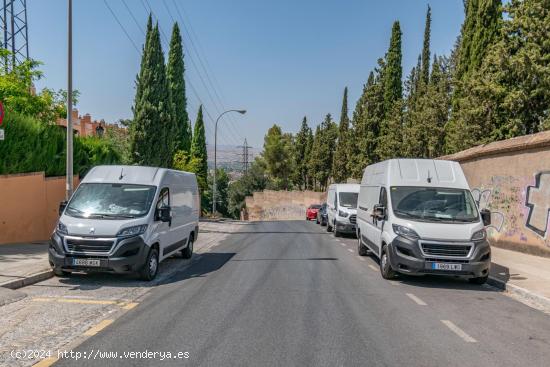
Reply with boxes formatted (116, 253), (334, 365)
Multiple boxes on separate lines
(444, 131), (550, 256)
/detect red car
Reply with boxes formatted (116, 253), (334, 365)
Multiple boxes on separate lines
(306, 204), (322, 221)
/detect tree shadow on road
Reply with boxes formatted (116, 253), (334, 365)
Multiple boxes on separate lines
(54, 252), (235, 291)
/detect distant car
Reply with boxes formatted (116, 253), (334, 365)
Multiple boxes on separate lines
(306, 204), (322, 221)
(316, 203), (328, 226)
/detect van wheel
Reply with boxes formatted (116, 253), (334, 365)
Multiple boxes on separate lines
(316, 217), (319, 224)
(139, 247), (159, 281)
(327, 221), (333, 232)
(380, 246), (396, 279)
(357, 234), (370, 256)
(182, 236), (193, 259)
(53, 267), (70, 277)
(333, 224), (340, 237)
(468, 275), (488, 285)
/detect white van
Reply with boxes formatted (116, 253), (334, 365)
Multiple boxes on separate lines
(49, 165), (200, 281)
(356, 159), (491, 284)
(326, 184), (360, 236)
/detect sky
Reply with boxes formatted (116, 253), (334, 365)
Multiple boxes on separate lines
(28, 0), (464, 149)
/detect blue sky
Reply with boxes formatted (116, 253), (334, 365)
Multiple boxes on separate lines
(28, 0), (464, 148)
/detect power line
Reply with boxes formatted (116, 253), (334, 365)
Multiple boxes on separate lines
(103, 0), (140, 54)
(121, 0), (145, 36)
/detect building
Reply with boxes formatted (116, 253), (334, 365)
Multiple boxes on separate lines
(56, 109), (126, 137)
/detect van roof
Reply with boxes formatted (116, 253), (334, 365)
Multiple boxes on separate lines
(361, 159), (469, 189)
(328, 183), (360, 193)
(81, 165), (194, 186)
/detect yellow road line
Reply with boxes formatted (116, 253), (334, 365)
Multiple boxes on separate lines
(32, 297), (138, 308)
(122, 302), (139, 310)
(33, 357), (58, 367)
(83, 319), (114, 336)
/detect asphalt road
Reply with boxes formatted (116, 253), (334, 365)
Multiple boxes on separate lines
(55, 220), (550, 367)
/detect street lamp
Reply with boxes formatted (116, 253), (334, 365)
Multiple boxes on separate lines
(213, 109), (247, 215)
(65, 0), (73, 200)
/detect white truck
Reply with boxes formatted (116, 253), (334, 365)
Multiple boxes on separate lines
(49, 165), (200, 280)
(356, 159), (491, 284)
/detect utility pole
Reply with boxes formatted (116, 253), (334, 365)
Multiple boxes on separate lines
(65, 0), (73, 200)
(0, 0), (29, 71)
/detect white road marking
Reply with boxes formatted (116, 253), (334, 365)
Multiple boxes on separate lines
(357, 256), (366, 262)
(368, 264), (378, 272)
(388, 281), (399, 286)
(347, 248), (354, 253)
(406, 293), (427, 306)
(441, 320), (477, 343)
(339, 243), (347, 247)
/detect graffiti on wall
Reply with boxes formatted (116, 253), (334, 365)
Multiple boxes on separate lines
(471, 188), (505, 232)
(525, 171), (550, 238)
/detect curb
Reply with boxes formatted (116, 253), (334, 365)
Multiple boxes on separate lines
(487, 275), (550, 311)
(0, 269), (54, 290)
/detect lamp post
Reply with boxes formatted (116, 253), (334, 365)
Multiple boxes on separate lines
(65, 0), (73, 200)
(213, 109), (246, 215)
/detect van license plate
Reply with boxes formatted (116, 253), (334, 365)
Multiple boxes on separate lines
(432, 263), (462, 271)
(72, 258), (101, 267)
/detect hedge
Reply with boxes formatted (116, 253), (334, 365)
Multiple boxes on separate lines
(0, 111), (121, 177)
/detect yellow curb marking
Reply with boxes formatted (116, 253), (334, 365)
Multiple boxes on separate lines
(33, 357), (58, 367)
(122, 302), (139, 310)
(32, 297), (138, 309)
(83, 319), (114, 336)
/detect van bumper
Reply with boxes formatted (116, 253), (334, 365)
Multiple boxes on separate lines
(387, 236), (491, 279)
(334, 220), (356, 234)
(48, 232), (149, 274)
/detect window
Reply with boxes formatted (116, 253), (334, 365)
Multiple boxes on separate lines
(156, 188), (170, 210)
(338, 192), (358, 208)
(379, 187), (387, 207)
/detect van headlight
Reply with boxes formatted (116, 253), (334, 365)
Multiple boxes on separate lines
(117, 224), (148, 238)
(338, 210), (349, 218)
(471, 229), (487, 241)
(56, 222), (68, 235)
(392, 224), (419, 239)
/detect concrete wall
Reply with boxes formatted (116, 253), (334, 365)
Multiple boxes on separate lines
(245, 190), (326, 221)
(0, 172), (79, 245)
(442, 131), (550, 257)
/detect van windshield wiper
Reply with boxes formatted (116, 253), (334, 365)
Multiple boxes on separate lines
(96, 214), (137, 219)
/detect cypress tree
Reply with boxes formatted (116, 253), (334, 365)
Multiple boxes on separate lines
(167, 22), (192, 155)
(130, 24), (174, 167)
(421, 5), (431, 86)
(332, 87), (350, 183)
(191, 105), (208, 189)
(293, 116), (312, 189)
(133, 15), (153, 112)
(383, 21), (403, 115)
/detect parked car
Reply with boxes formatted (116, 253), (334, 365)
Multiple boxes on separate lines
(356, 158), (491, 284)
(316, 203), (328, 226)
(49, 165), (200, 281)
(306, 204), (322, 221)
(326, 184), (360, 236)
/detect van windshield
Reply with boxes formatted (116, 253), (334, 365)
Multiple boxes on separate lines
(339, 192), (358, 208)
(66, 183), (157, 219)
(390, 186), (479, 223)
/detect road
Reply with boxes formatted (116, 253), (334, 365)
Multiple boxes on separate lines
(47, 220), (550, 367)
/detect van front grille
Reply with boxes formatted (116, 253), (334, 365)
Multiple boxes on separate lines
(349, 215), (357, 224)
(421, 243), (471, 257)
(66, 238), (114, 253)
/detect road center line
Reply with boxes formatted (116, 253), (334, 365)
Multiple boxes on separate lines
(368, 264), (378, 271)
(406, 293), (427, 306)
(339, 243), (347, 247)
(347, 248), (354, 253)
(357, 256), (366, 261)
(441, 320), (477, 343)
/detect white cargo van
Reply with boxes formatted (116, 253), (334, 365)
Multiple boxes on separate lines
(326, 184), (360, 236)
(49, 165), (200, 281)
(356, 159), (491, 284)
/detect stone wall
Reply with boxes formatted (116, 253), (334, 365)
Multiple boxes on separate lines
(442, 131), (550, 257)
(245, 190), (326, 221)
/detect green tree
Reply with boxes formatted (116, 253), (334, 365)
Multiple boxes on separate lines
(383, 21), (403, 114)
(376, 100), (404, 160)
(263, 124), (293, 190)
(293, 116), (312, 189)
(421, 5), (432, 86)
(332, 87), (350, 183)
(190, 105), (208, 192)
(227, 158), (267, 218)
(167, 22), (192, 155)
(308, 114), (338, 191)
(130, 24), (174, 167)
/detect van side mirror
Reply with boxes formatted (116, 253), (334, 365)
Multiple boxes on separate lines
(480, 209), (491, 226)
(59, 201), (68, 216)
(157, 206), (172, 223)
(373, 204), (386, 220)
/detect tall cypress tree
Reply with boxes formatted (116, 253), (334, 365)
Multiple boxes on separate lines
(133, 14), (153, 113)
(332, 87), (350, 183)
(167, 22), (192, 155)
(293, 116), (312, 189)
(131, 24), (174, 167)
(421, 5), (431, 86)
(191, 105), (208, 189)
(383, 21), (403, 115)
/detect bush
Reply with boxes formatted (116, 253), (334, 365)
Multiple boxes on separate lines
(0, 111), (120, 177)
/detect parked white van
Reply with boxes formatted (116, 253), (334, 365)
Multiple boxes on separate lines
(49, 165), (200, 281)
(326, 184), (360, 236)
(356, 159), (491, 284)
